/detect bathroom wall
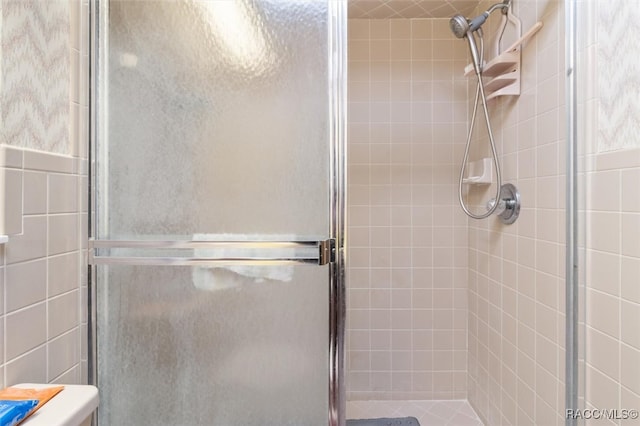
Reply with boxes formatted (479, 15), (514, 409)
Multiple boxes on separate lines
(466, 0), (567, 424)
(347, 18), (471, 400)
(0, 0), (88, 387)
(580, 0), (640, 420)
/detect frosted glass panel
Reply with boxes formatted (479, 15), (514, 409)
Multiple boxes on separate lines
(93, 0), (341, 424)
(100, 0), (330, 238)
(97, 265), (329, 425)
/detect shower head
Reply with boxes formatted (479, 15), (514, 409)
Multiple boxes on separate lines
(449, 14), (469, 39)
(449, 12), (489, 38)
(449, 1), (511, 74)
(448, 1), (511, 38)
(449, 14), (484, 74)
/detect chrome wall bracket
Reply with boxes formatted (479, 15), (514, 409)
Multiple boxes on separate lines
(486, 183), (521, 224)
(501, 0), (512, 14)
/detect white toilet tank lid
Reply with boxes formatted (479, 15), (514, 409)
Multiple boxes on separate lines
(13, 383), (98, 426)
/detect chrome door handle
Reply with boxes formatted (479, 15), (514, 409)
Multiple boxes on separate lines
(88, 238), (336, 266)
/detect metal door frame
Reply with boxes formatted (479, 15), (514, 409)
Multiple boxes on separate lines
(87, 1), (347, 425)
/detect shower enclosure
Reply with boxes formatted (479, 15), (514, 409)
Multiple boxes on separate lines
(345, 1), (577, 424)
(88, 1), (346, 425)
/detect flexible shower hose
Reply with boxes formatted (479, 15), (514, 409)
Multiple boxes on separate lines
(458, 31), (502, 219)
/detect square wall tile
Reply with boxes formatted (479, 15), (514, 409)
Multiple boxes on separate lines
(6, 216), (47, 264)
(5, 347), (47, 386)
(6, 259), (47, 312)
(48, 214), (79, 255)
(48, 330), (80, 381)
(6, 303), (47, 361)
(0, 168), (23, 235)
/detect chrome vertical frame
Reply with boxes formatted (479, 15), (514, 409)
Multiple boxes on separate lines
(89, 0), (112, 394)
(565, 0), (579, 424)
(328, 1), (347, 425)
(88, 0), (101, 390)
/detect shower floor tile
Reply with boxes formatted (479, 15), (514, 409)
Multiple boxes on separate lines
(346, 400), (484, 426)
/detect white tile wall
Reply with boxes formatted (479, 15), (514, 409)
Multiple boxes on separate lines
(582, 151), (640, 425)
(348, 0), (478, 20)
(347, 18), (470, 401)
(0, 148), (87, 387)
(466, 0), (567, 425)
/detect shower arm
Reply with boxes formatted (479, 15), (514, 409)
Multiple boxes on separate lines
(459, 1), (511, 41)
(486, 2), (510, 16)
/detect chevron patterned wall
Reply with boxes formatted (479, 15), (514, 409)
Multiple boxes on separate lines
(1, 0), (70, 154)
(597, 0), (640, 152)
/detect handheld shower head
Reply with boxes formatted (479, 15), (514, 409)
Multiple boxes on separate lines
(465, 31), (483, 75)
(449, 15), (469, 39)
(449, 15), (484, 74)
(448, 1), (511, 38)
(468, 12), (490, 32)
(449, 1), (512, 74)
(449, 11), (490, 39)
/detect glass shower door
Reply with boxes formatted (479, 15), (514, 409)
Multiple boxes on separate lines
(89, 1), (346, 425)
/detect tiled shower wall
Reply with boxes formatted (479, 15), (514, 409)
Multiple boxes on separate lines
(0, 0), (88, 386)
(466, 0), (566, 425)
(347, 18), (470, 400)
(581, 0), (640, 421)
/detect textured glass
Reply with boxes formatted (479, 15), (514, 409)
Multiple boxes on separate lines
(97, 265), (329, 425)
(99, 0), (329, 238)
(95, 0), (334, 424)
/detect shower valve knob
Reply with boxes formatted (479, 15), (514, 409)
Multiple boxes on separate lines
(486, 198), (506, 215)
(486, 183), (521, 225)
